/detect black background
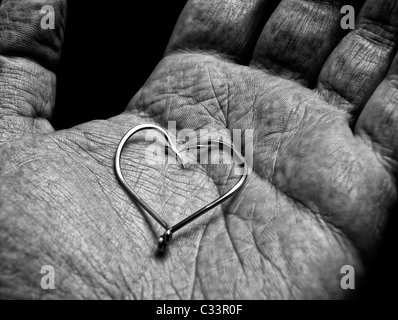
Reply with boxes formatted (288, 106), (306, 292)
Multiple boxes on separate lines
(52, 1), (396, 300)
(53, 1), (188, 129)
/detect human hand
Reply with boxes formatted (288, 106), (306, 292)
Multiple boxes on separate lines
(1, 0), (398, 299)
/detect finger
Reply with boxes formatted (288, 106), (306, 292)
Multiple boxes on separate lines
(165, 0), (279, 63)
(0, 0), (67, 142)
(355, 52), (398, 174)
(317, 0), (398, 116)
(250, 0), (364, 86)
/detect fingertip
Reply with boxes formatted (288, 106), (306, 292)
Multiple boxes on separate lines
(0, 0), (67, 71)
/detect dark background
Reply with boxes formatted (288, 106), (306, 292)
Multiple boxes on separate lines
(52, 1), (188, 129)
(52, 1), (396, 300)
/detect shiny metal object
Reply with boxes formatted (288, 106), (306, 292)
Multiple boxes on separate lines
(115, 124), (248, 253)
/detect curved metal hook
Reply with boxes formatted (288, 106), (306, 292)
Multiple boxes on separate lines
(115, 124), (248, 253)
(115, 124), (183, 229)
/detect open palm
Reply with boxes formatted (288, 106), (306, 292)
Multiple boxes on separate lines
(1, 0), (398, 299)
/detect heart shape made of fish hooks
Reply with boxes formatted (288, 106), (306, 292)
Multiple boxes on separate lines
(115, 124), (248, 253)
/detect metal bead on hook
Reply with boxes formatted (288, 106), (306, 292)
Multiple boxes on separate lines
(158, 229), (173, 253)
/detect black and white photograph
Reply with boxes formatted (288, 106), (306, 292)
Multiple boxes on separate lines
(0, 0), (397, 303)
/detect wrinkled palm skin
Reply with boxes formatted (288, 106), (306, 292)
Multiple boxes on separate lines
(1, 0), (398, 299)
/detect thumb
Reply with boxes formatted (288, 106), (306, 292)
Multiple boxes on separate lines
(0, 0), (67, 143)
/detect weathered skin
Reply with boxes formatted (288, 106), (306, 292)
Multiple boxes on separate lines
(1, 0), (398, 299)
